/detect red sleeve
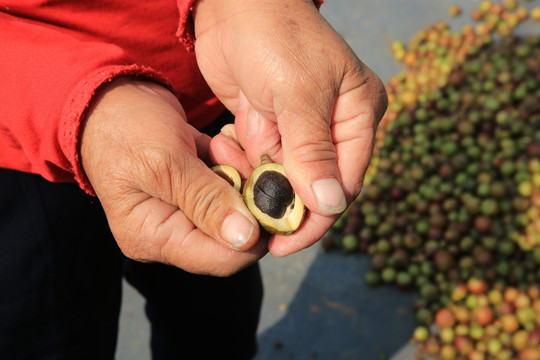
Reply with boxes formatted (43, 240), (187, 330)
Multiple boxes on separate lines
(0, 0), (325, 195)
(0, 7), (171, 194)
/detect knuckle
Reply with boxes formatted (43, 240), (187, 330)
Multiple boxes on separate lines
(361, 70), (389, 123)
(127, 144), (177, 201)
(292, 138), (337, 166)
(184, 179), (230, 231)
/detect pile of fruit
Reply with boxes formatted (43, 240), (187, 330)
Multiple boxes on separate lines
(413, 281), (540, 359)
(322, 1), (540, 359)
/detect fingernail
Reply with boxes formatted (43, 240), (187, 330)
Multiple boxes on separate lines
(220, 211), (255, 248)
(220, 124), (239, 142)
(220, 131), (244, 153)
(312, 178), (347, 214)
(246, 109), (262, 139)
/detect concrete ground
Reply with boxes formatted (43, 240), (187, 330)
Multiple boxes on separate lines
(115, 1), (540, 359)
(116, 245), (419, 360)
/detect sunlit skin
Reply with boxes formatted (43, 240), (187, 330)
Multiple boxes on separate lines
(80, 0), (387, 276)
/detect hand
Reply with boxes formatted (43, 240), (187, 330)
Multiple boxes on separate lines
(79, 78), (267, 276)
(193, 0), (388, 256)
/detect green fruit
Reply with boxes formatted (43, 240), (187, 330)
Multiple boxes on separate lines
(381, 267), (397, 283)
(480, 198), (499, 216)
(487, 338), (502, 356)
(364, 271), (381, 287)
(396, 272), (412, 289)
(440, 327), (455, 344)
(342, 234), (358, 253)
(332, 210), (349, 231)
(420, 283), (438, 302)
(415, 308), (433, 325)
(412, 326), (430, 342)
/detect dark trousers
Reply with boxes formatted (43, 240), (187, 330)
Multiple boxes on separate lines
(0, 168), (263, 360)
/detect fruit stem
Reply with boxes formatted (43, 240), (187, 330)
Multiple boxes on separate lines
(260, 154), (272, 165)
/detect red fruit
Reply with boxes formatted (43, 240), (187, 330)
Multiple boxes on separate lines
(519, 348), (540, 360)
(498, 301), (515, 315)
(474, 306), (494, 326)
(529, 329), (540, 346)
(467, 278), (488, 295)
(527, 141), (540, 157)
(448, 4), (462, 17)
(504, 287), (519, 303)
(451, 283), (468, 302)
(435, 308), (456, 328)
(513, 330), (530, 351)
(454, 335), (474, 356)
(472, 247), (492, 267)
(489, 3), (504, 15)
(528, 285), (540, 299)
(474, 216), (491, 233)
(320, 232), (335, 251)
(433, 250), (455, 271)
(514, 293), (531, 309)
(424, 335), (440, 355)
(427, 227), (443, 240)
(500, 313), (519, 333)
(390, 187), (405, 200)
(533, 299), (540, 313)
(468, 349), (485, 360)
(453, 306), (471, 324)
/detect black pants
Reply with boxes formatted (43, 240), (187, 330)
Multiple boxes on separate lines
(0, 168), (263, 360)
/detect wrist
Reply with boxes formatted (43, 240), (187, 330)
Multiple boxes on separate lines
(192, 0), (249, 38)
(192, 0), (320, 38)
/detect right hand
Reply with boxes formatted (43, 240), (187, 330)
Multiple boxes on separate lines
(194, 0), (387, 256)
(79, 78), (267, 276)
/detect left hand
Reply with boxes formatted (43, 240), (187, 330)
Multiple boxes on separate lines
(194, 0), (388, 256)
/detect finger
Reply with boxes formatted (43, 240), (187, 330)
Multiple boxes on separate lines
(155, 144), (260, 251)
(209, 124), (253, 179)
(94, 85), (261, 251)
(268, 212), (339, 257)
(106, 194), (268, 276)
(234, 91), (283, 167)
(81, 79), (264, 273)
(276, 98), (348, 217)
(188, 125), (213, 165)
(331, 74), (387, 198)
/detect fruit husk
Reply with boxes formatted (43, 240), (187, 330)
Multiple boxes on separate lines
(243, 158), (305, 235)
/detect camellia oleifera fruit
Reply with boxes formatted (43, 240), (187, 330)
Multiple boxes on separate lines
(211, 164), (242, 192)
(243, 155), (305, 235)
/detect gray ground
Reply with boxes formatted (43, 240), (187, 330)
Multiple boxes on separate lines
(115, 1), (540, 359)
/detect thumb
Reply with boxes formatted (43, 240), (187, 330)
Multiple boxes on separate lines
(279, 107), (348, 216)
(82, 79), (260, 252)
(236, 90), (348, 217)
(176, 125), (261, 250)
(146, 128), (259, 251)
(172, 154), (258, 249)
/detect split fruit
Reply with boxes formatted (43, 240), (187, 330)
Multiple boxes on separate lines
(211, 164), (242, 192)
(243, 156), (305, 234)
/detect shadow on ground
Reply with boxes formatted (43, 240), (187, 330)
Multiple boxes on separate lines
(255, 250), (418, 360)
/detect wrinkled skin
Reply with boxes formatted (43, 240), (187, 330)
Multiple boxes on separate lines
(79, 0), (387, 276)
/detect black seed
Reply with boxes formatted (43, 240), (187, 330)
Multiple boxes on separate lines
(254, 171), (294, 218)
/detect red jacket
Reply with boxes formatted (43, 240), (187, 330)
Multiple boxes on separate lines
(0, 0), (322, 194)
